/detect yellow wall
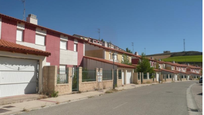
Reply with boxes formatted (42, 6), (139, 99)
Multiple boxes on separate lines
(85, 49), (104, 59)
(105, 50), (131, 63)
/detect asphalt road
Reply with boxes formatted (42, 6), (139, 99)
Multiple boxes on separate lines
(21, 81), (196, 115)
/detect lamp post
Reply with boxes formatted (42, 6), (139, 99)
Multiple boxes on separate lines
(112, 52), (116, 89)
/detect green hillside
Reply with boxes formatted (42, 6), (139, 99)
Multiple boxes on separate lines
(162, 55), (202, 63)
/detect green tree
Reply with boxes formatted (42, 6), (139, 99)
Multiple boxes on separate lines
(135, 53), (155, 74)
(126, 48), (132, 53)
(121, 54), (131, 65)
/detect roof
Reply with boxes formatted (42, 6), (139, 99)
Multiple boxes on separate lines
(0, 39), (51, 56)
(84, 56), (135, 69)
(154, 68), (179, 74)
(164, 62), (188, 67)
(160, 69), (178, 74)
(86, 42), (141, 58)
(0, 13), (85, 42)
(187, 65), (201, 69)
(186, 71), (201, 75)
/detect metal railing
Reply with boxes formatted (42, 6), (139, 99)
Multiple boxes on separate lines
(103, 70), (112, 80)
(82, 70), (96, 82)
(57, 69), (68, 84)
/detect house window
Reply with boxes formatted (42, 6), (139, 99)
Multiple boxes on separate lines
(74, 43), (78, 52)
(60, 40), (67, 50)
(16, 29), (23, 41)
(114, 54), (117, 61)
(35, 34), (45, 45)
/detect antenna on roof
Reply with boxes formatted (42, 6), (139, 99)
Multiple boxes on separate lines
(21, 0), (26, 21)
(98, 28), (100, 41)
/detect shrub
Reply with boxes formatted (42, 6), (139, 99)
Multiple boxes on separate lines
(50, 91), (59, 97)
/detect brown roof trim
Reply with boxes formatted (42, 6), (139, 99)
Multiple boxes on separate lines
(85, 42), (141, 58)
(160, 69), (178, 74)
(0, 13), (85, 42)
(84, 56), (135, 69)
(0, 39), (51, 56)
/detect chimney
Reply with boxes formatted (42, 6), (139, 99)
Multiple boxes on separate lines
(135, 52), (138, 55)
(26, 14), (38, 25)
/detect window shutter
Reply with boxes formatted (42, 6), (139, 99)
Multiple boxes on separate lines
(35, 34), (45, 45)
(16, 29), (23, 41)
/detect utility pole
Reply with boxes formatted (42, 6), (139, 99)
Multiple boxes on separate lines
(21, 0), (26, 21)
(112, 52), (115, 89)
(183, 39), (185, 52)
(98, 28), (100, 41)
(132, 42), (134, 54)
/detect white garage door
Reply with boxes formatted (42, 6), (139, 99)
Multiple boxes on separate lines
(0, 57), (38, 97)
(126, 70), (132, 84)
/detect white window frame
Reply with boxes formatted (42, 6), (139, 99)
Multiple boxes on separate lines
(60, 40), (67, 50)
(35, 34), (46, 46)
(74, 43), (78, 52)
(16, 29), (24, 41)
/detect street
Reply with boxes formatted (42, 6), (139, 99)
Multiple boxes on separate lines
(20, 81), (197, 115)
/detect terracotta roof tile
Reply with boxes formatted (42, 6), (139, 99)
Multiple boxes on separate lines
(84, 56), (135, 69)
(0, 39), (51, 56)
(86, 42), (141, 58)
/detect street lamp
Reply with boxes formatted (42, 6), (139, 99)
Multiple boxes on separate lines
(112, 52), (116, 89)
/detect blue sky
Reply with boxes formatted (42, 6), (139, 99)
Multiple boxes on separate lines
(0, 0), (202, 55)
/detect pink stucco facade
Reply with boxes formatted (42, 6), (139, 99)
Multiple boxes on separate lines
(0, 14), (84, 67)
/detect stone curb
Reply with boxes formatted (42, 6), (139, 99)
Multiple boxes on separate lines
(186, 83), (202, 115)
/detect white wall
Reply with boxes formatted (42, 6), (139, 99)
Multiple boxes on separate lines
(174, 74), (177, 81)
(16, 41), (46, 51)
(60, 50), (77, 65)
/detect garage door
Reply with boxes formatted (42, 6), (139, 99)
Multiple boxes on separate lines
(0, 57), (38, 97)
(126, 70), (132, 84)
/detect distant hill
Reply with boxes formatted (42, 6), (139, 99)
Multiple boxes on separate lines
(147, 51), (202, 58)
(162, 55), (202, 63)
(146, 51), (202, 66)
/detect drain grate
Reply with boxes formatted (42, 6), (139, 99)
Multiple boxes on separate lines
(3, 106), (15, 108)
(0, 108), (10, 113)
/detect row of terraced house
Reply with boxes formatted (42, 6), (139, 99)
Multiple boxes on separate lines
(0, 13), (202, 97)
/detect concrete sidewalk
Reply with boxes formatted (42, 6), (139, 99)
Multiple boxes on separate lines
(0, 81), (191, 115)
(190, 82), (202, 113)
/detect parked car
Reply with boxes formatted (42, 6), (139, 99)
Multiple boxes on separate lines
(199, 77), (202, 83)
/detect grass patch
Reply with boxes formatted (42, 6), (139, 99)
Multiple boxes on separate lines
(163, 55), (202, 62)
(105, 89), (119, 94)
